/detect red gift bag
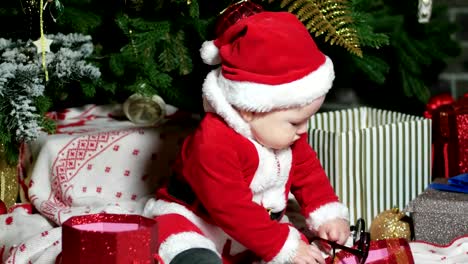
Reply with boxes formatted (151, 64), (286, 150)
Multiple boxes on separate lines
(425, 93), (468, 178)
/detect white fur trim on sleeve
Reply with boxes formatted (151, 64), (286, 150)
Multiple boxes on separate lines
(158, 231), (219, 264)
(200, 40), (221, 65)
(266, 226), (301, 264)
(306, 202), (349, 231)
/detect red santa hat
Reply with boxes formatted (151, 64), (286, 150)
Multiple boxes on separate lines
(200, 11), (334, 137)
(201, 11), (334, 116)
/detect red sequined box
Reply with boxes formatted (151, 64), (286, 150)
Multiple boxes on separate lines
(61, 213), (158, 264)
(427, 94), (468, 178)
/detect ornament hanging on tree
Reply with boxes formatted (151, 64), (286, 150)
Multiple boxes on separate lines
(123, 93), (166, 126)
(418, 0), (432, 23)
(32, 36), (53, 53)
(36, 0), (52, 80)
(370, 208), (413, 241)
(44, 0), (65, 22)
(215, 0), (264, 37)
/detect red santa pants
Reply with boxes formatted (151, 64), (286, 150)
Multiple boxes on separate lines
(155, 213), (260, 264)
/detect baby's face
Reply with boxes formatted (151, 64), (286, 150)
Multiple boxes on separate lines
(240, 96), (325, 149)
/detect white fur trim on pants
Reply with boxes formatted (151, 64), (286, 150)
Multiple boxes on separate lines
(159, 232), (220, 264)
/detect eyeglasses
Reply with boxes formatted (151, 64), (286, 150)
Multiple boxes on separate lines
(309, 218), (370, 264)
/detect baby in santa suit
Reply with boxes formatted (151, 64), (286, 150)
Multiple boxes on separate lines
(143, 9), (350, 264)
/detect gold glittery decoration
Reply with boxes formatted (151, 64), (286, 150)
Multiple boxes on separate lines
(370, 208), (412, 241)
(270, 0), (362, 57)
(0, 144), (18, 209)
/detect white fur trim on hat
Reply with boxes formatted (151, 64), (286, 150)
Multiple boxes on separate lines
(202, 68), (253, 138)
(219, 56), (334, 112)
(306, 202), (349, 231)
(200, 40), (221, 65)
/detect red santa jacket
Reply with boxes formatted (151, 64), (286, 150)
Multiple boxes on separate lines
(156, 113), (348, 262)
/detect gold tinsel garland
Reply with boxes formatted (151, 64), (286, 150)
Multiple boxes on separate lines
(39, 0), (50, 81)
(0, 144), (18, 209)
(268, 0), (362, 57)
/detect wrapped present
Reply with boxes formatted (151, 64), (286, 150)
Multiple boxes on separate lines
(429, 173), (468, 193)
(308, 107), (432, 226)
(61, 213), (158, 264)
(330, 238), (415, 264)
(424, 93), (468, 178)
(405, 180), (468, 245)
(0, 199), (6, 214)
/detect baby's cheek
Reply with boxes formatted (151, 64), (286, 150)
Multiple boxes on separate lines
(274, 130), (296, 149)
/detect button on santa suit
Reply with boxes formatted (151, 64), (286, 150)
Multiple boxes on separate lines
(143, 11), (349, 264)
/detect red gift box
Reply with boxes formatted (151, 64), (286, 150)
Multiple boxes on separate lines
(425, 93), (468, 178)
(61, 213), (158, 264)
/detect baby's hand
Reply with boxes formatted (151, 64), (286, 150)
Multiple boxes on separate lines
(292, 240), (325, 264)
(317, 218), (350, 245)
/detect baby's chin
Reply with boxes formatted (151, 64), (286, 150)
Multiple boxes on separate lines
(252, 134), (297, 150)
(257, 140), (295, 150)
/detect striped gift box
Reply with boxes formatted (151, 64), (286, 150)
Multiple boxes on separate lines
(308, 107), (432, 227)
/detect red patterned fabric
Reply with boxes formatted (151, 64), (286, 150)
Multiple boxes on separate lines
(0, 104), (196, 263)
(410, 234), (468, 262)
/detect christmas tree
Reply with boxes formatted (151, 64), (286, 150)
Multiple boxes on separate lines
(0, 33), (101, 163)
(0, 0), (461, 161)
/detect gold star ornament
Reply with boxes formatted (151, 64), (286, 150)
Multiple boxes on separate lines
(32, 37), (53, 54)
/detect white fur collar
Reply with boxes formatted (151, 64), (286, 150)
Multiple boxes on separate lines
(202, 68), (253, 138)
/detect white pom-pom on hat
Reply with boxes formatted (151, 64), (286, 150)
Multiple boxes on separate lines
(200, 40), (221, 65)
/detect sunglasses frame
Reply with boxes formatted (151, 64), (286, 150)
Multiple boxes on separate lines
(309, 218), (370, 264)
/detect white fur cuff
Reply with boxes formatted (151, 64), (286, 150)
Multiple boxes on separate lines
(266, 226), (301, 264)
(306, 202), (349, 231)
